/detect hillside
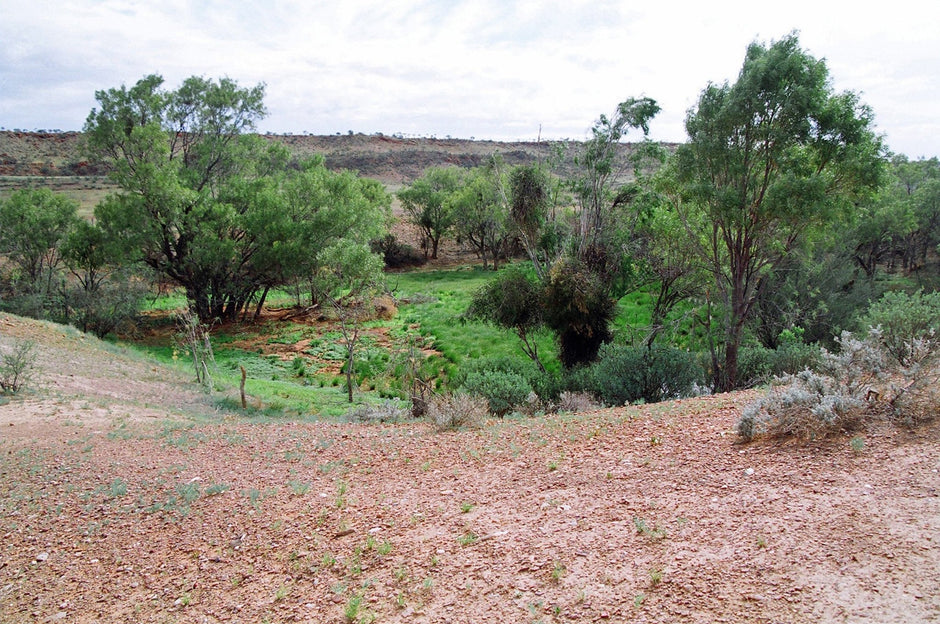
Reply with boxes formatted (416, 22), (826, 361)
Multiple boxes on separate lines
(1, 312), (938, 623)
(0, 130), (663, 185)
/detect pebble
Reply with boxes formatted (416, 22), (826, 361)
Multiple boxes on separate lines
(36, 552), (49, 562)
(744, 468), (754, 476)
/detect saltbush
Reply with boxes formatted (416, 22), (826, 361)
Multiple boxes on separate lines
(586, 344), (704, 406)
(459, 369), (532, 416)
(738, 325), (939, 440)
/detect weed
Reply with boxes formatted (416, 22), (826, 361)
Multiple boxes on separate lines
(377, 539), (393, 556)
(850, 436), (866, 452)
(460, 501), (474, 513)
(395, 592), (406, 609)
(344, 593), (363, 622)
(457, 531), (478, 546)
(109, 478), (128, 498)
(756, 536), (767, 549)
(275, 584), (290, 601)
(649, 567), (663, 587)
(551, 561), (566, 582)
(321, 552), (337, 568)
(633, 517), (666, 540)
(288, 480), (310, 496)
(547, 459), (559, 471)
(634, 593), (646, 607)
(205, 483), (230, 496)
(176, 481), (201, 505)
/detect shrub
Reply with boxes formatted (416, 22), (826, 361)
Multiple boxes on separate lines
(371, 234), (426, 269)
(586, 344), (704, 405)
(862, 290), (940, 366)
(459, 369), (532, 416)
(738, 327), (939, 440)
(427, 392), (487, 430)
(347, 400), (409, 423)
(555, 391), (601, 414)
(738, 337), (820, 388)
(0, 339), (38, 395)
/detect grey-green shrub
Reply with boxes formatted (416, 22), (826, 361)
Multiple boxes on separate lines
(586, 344), (704, 405)
(460, 369), (532, 416)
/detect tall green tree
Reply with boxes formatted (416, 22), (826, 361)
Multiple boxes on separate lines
(450, 157), (512, 270)
(397, 166), (463, 259)
(84, 74), (270, 321)
(675, 33), (885, 391)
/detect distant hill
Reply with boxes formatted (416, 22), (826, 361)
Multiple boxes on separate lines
(0, 130), (672, 185)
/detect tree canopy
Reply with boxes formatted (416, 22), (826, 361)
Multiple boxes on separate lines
(675, 32), (885, 390)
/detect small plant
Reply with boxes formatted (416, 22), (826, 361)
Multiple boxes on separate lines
(460, 501), (474, 514)
(427, 391), (487, 430)
(634, 593), (646, 607)
(377, 539), (393, 556)
(0, 339), (38, 395)
(551, 561), (566, 582)
(849, 436), (866, 452)
(109, 477), (128, 498)
(457, 530), (478, 546)
(321, 552), (337, 568)
(205, 483), (230, 496)
(288, 480), (310, 496)
(756, 536), (767, 549)
(176, 481), (201, 505)
(648, 567), (663, 587)
(275, 584), (290, 601)
(344, 593), (363, 622)
(633, 517), (665, 539)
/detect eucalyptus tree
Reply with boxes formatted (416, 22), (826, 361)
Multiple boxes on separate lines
(675, 33), (885, 391)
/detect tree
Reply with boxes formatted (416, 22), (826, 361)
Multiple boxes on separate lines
(570, 97), (660, 265)
(312, 243), (386, 403)
(85, 74), (390, 323)
(465, 266), (547, 371)
(397, 167), (463, 259)
(675, 33), (885, 391)
(450, 158), (512, 270)
(0, 188), (78, 297)
(509, 164), (553, 281)
(85, 74), (271, 322)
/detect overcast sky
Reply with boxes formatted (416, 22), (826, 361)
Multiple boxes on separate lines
(1, 0), (938, 157)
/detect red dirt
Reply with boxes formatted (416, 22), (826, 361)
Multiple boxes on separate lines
(1, 313), (939, 623)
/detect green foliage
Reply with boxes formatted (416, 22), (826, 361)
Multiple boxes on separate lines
(676, 33), (885, 391)
(397, 166), (463, 259)
(465, 265), (546, 370)
(85, 74), (390, 323)
(459, 368), (532, 416)
(0, 188), (78, 294)
(450, 157), (512, 270)
(544, 257), (615, 368)
(862, 290), (940, 365)
(584, 343), (703, 405)
(0, 339), (38, 396)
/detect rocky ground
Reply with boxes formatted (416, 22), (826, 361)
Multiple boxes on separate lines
(1, 313), (938, 623)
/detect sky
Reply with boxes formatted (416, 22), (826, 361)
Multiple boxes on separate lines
(1, 0), (938, 157)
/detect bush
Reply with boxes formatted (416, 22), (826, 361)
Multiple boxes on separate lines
(738, 326), (939, 440)
(459, 369), (532, 416)
(427, 392), (488, 430)
(586, 344), (704, 406)
(862, 290), (940, 365)
(371, 235), (426, 269)
(555, 391), (601, 414)
(738, 335), (820, 388)
(0, 339), (38, 395)
(346, 400), (409, 423)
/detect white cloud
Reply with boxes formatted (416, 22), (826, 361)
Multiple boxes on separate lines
(1, 0), (938, 155)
